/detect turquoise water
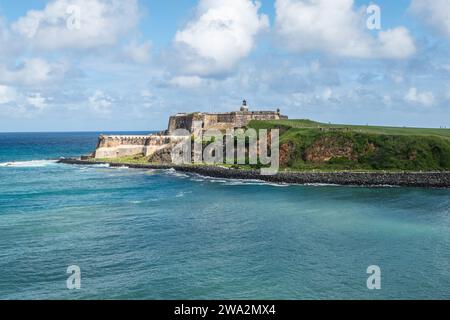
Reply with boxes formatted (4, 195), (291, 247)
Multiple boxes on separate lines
(0, 132), (449, 299)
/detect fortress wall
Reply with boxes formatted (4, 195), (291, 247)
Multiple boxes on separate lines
(167, 110), (284, 133)
(168, 113), (205, 133)
(167, 116), (177, 133)
(232, 112), (280, 128)
(94, 135), (148, 158)
(216, 113), (235, 123)
(168, 115), (190, 132)
(203, 114), (235, 131)
(95, 108), (287, 159)
(199, 112), (283, 131)
(96, 135), (150, 148)
(168, 116), (190, 132)
(94, 134), (190, 159)
(95, 145), (147, 159)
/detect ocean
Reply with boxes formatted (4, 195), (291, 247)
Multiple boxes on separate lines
(0, 132), (449, 299)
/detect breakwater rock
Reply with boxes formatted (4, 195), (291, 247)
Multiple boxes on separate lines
(58, 158), (450, 188)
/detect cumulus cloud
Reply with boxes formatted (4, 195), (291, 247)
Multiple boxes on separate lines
(169, 76), (206, 89)
(122, 41), (152, 64)
(27, 93), (48, 110)
(88, 90), (113, 114)
(0, 17), (24, 62)
(12, 0), (139, 51)
(285, 85), (345, 108)
(275, 0), (416, 59)
(173, 0), (269, 77)
(0, 86), (50, 112)
(0, 85), (17, 105)
(410, 0), (450, 40)
(404, 87), (435, 107)
(0, 58), (67, 86)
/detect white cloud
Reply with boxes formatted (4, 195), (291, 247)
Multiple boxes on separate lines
(0, 86), (49, 112)
(27, 93), (48, 110)
(410, 0), (450, 40)
(122, 41), (151, 64)
(275, 0), (415, 58)
(173, 0), (269, 76)
(12, 0), (139, 50)
(169, 76), (206, 89)
(376, 28), (416, 59)
(89, 90), (113, 114)
(0, 58), (67, 86)
(404, 87), (435, 107)
(0, 85), (17, 105)
(286, 86), (342, 107)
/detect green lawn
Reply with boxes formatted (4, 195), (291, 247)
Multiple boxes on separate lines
(249, 119), (450, 140)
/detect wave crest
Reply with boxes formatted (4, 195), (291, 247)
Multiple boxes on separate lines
(0, 160), (58, 168)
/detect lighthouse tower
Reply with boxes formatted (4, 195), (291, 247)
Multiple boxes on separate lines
(240, 99), (249, 112)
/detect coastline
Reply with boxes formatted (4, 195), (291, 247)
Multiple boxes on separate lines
(58, 158), (450, 188)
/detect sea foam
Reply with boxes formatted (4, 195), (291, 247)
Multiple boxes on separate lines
(0, 160), (58, 168)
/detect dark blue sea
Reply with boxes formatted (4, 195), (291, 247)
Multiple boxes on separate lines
(0, 132), (449, 299)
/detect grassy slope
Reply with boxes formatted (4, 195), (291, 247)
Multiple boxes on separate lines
(249, 119), (450, 171)
(249, 119), (450, 139)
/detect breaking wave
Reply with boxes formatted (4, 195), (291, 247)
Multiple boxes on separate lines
(91, 163), (110, 168)
(185, 173), (291, 187)
(161, 168), (190, 178)
(0, 160), (59, 168)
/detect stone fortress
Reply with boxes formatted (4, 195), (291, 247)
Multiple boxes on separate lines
(94, 100), (287, 159)
(168, 100), (286, 133)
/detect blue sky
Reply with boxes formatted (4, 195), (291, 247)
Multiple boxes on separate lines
(0, 0), (449, 132)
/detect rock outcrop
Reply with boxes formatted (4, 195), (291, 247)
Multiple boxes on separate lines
(304, 136), (357, 163)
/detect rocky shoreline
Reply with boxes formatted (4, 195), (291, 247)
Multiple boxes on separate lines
(58, 158), (450, 188)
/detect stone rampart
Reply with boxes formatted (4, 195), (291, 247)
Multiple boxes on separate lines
(94, 134), (188, 159)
